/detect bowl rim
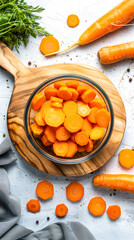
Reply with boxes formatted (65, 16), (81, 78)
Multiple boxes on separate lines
(24, 74), (114, 165)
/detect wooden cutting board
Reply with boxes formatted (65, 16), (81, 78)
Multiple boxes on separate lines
(0, 42), (126, 177)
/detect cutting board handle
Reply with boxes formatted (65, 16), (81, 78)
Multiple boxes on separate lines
(0, 41), (29, 78)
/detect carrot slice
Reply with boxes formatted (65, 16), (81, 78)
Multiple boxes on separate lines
(40, 36), (59, 55)
(77, 145), (86, 152)
(96, 109), (110, 128)
(34, 111), (46, 126)
(44, 126), (56, 143)
(45, 107), (65, 127)
(26, 199), (41, 213)
(36, 181), (54, 200)
(63, 100), (78, 117)
(66, 80), (79, 89)
(77, 85), (89, 95)
(57, 87), (72, 100)
(75, 131), (89, 146)
(119, 149), (134, 169)
(89, 98), (106, 109)
(81, 89), (96, 103)
(41, 100), (51, 116)
(90, 127), (104, 140)
(65, 140), (78, 157)
(54, 81), (66, 89)
(44, 87), (58, 100)
(81, 118), (92, 136)
(50, 96), (63, 103)
(88, 197), (106, 216)
(67, 14), (80, 28)
(51, 102), (62, 108)
(55, 203), (68, 217)
(41, 135), (52, 146)
(53, 141), (68, 157)
(77, 101), (90, 117)
(64, 114), (83, 133)
(87, 107), (98, 123)
(71, 132), (78, 142)
(66, 182), (84, 202)
(56, 126), (70, 141)
(31, 92), (45, 111)
(107, 205), (121, 220)
(30, 123), (44, 135)
(86, 139), (93, 152)
(69, 88), (79, 100)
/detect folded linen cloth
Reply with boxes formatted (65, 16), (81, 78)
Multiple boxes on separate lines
(0, 137), (17, 165)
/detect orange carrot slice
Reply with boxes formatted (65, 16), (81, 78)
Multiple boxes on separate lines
(66, 80), (79, 89)
(90, 127), (104, 140)
(30, 123), (44, 135)
(56, 126), (70, 141)
(107, 205), (121, 220)
(77, 145), (86, 152)
(40, 36), (59, 55)
(34, 111), (46, 126)
(96, 109), (110, 128)
(54, 81), (66, 89)
(31, 92), (45, 111)
(81, 118), (92, 136)
(67, 14), (80, 28)
(53, 141), (68, 157)
(50, 96), (63, 103)
(119, 149), (134, 169)
(26, 199), (41, 213)
(89, 98), (106, 109)
(51, 102), (62, 108)
(66, 182), (84, 202)
(57, 87), (72, 100)
(36, 181), (54, 200)
(65, 140), (78, 157)
(63, 100), (78, 116)
(55, 203), (68, 217)
(87, 107), (98, 123)
(45, 108), (65, 127)
(81, 89), (96, 103)
(71, 132), (78, 142)
(44, 126), (56, 143)
(77, 101), (90, 117)
(69, 88), (79, 100)
(77, 85), (89, 95)
(86, 139), (93, 152)
(41, 135), (52, 146)
(64, 114), (83, 133)
(88, 197), (106, 216)
(44, 87), (58, 100)
(41, 100), (51, 116)
(75, 131), (89, 146)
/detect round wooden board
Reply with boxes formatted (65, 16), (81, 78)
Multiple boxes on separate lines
(0, 42), (126, 176)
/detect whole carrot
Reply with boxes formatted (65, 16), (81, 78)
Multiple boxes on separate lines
(98, 42), (134, 64)
(93, 174), (134, 193)
(46, 0), (134, 56)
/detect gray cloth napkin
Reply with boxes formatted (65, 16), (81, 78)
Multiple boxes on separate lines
(0, 139), (96, 240)
(0, 138), (17, 165)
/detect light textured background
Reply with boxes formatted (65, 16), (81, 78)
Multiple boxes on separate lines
(0, 0), (134, 239)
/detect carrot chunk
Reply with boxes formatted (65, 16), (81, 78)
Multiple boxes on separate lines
(119, 149), (134, 169)
(44, 87), (58, 100)
(87, 107), (98, 123)
(40, 36), (59, 55)
(77, 85), (89, 95)
(63, 100), (78, 116)
(57, 87), (72, 100)
(26, 199), (41, 213)
(75, 131), (89, 146)
(53, 141), (68, 157)
(81, 89), (96, 103)
(34, 111), (46, 126)
(69, 88), (79, 100)
(107, 205), (121, 220)
(86, 139), (94, 152)
(56, 126), (70, 141)
(30, 123), (44, 135)
(96, 109), (110, 128)
(66, 80), (79, 89)
(88, 197), (106, 216)
(54, 81), (66, 89)
(44, 126), (56, 143)
(36, 181), (54, 200)
(31, 92), (45, 111)
(64, 114), (83, 133)
(41, 135), (52, 146)
(81, 118), (92, 136)
(65, 140), (78, 157)
(45, 108), (65, 127)
(66, 182), (84, 202)
(89, 98), (106, 109)
(55, 203), (68, 217)
(90, 127), (104, 140)
(77, 101), (90, 117)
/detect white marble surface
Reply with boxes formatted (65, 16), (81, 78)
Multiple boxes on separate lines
(0, 0), (134, 239)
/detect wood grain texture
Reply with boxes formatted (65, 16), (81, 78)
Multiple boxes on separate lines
(0, 42), (126, 176)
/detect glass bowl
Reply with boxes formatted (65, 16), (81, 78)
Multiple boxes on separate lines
(24, 74), (114, 164)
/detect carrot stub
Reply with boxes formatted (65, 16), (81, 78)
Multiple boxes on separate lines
(77, 101), (90, 117)
(45, 107), (65, 127)
(81, 118), (92, 136)
(57, 87), (72, 100)
(65, 140), (78, 157)
(90, 127), (104, 140)
(67, 14), (80, 28)
(75, 131), (89, 146)
(44, 87), (58, 100)
(34, 111), (46, 126)
(66, 182), (84, 202)
(31, 92), (45, 111)
(89, 99), (106, 109)
(88, 197), (106, 216)
(119, 149), (134, 169)
(56, 126), (70, 141)
(36, 181), (54, 200)
(53, 141), (68, 157)
(30, 123), (44, 135)
(26, 199), (41, 213)
(63, 100), (78, 116)
(40, 36), (60, 55)
(64, 114), (83, 133)
(107, 205), (121, 220)
(96, 109), (110, 128)
(41, 135), (52, 146)
(44, 126), (56, 143)
(87, 107), (98, 123)
(55, 203), (68, 217)
(81, 89), (96, 103)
